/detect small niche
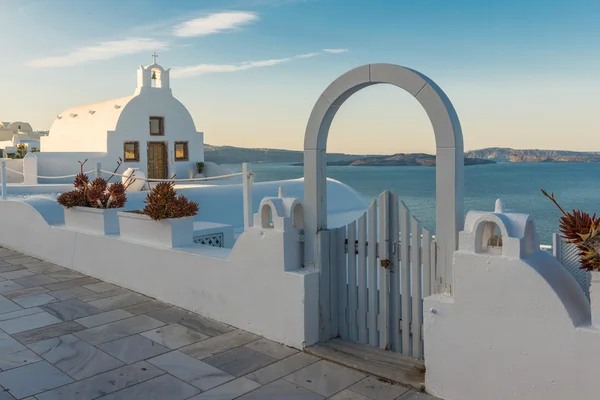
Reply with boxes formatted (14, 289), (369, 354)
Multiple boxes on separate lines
(292, 203), (304, 229)
(261, 204), (274, 229)
(477, 221), (503, 255)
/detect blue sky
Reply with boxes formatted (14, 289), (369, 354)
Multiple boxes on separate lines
(1, 0), (599, 154)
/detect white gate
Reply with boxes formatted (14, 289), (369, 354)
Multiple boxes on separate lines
(318, 191), (436, 360)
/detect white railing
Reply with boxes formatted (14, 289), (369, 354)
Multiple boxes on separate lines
(551, 232), (590, 300)
(0, 161), (255, 231)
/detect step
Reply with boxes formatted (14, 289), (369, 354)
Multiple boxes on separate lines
(306, 339), (425, 391)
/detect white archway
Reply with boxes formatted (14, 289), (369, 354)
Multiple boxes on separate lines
(303, 63), (464, 293)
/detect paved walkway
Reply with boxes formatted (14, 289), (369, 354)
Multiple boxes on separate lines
(0, 247), (437, 400)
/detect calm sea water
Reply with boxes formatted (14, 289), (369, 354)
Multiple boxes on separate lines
(243, 162), (599, 245)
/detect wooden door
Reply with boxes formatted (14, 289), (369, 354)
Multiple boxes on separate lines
(147, 142), (168, 179)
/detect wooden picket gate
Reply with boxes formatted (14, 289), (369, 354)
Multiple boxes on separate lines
(318, 190), (437, 360)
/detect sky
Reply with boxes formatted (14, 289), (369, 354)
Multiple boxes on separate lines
(0, 0), (599, 154)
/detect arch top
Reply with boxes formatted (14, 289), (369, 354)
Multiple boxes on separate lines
(303, 63), (463, 152)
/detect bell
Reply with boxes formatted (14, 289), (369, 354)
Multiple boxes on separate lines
(151, 71), (157, 80)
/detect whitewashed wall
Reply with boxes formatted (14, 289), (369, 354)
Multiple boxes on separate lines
(106, 90), (204, 179)
(0, 158), (24, 183)
(424, 207), (600, 400)
(0, 198), (319, 348)
(34, 152), (108, 183)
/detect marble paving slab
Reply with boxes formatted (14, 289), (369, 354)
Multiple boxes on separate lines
(29, 334), (124, 380)
(284, 360), (366, 397)
(188, 377), (261, 400)
(148, 350), (235, 391)
(35, 361), (164, 400)
(180, 330), (260, 360)
(93, 373), (200, 400)
(349, 376), (410, 400)
(122, 299), (171, 315)
(41, 299), (102, 321)
(48, 286), (94, 301)
(140, 323), (208, 349)
(236, 379), (324, 400)
(3, 286), (49, 299)
(244, 338), (298, 360)
(12, 275), (59, 288)
(88, 292), (151, 311)
(15, 321), (85, 345)
(98, 334), (170, 363)
(204, 346), (278, 377)
(0, 307), (44, 322)
(0, 332), (42, 371)
(0, 281), (25, 294)
(13, 293), (56, 308)
(244, 353), (320, 385)
(0, 360), (74, 399)
(147, 307), (235, 337)
(74, 315), (164, 345)
(75, 309), (134, 328)
(0, 311), (62, 334)
(0, 295), (22, 314)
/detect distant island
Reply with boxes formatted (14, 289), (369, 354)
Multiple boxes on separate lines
(203, 145), (600, 167)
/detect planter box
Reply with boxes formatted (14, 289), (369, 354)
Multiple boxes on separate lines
(64, 207), (122, 235)
(118, 212), (194, 248)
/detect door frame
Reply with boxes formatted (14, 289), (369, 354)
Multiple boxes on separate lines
(147, 141), (168, 180)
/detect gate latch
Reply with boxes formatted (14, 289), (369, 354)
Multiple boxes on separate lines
(380, 259), (391, 269)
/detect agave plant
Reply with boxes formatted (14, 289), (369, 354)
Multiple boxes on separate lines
(542, 189), (600, 271)
(142, 182), (198, 221)
(57, 159), (133, 209)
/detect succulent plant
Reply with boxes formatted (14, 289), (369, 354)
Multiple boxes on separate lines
(57, 159), (132, 209)
(143, 182), (198, 221)
(542, 189), (600, 271)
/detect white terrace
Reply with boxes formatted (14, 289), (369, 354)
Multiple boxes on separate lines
(0, 64), (596, 400)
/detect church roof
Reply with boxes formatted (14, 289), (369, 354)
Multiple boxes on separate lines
(49, 94), (136, 138)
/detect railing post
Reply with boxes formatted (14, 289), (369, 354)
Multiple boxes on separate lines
(95, 162), (101, 179)
(242, 163), (253, 231)
(1, 161), (6, 200)
(552, 232), (560, 259)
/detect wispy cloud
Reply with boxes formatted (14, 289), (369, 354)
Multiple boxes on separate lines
(26, 38), (167, 68)
(172, 48), (348, 78)
(323, 48), (348, 54)
(296, 52), (320, 59)
(172, 11), (258, 37)
(172, 57), (291, 78)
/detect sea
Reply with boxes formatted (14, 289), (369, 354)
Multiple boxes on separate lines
(243, 162), (599, 245)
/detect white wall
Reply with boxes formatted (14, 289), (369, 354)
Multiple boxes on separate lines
(424, 208), (600, 400)
(0, 198), (319, 349)
(0, 158), (24, 183)
(34, 152), (108, 184)
(122, 178), (369, 230)
(107, 90), (204, 179)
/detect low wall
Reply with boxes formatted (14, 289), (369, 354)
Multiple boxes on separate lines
(0, 199), (319, 349)
(0, 158), (24, 183)
(424, 206), (600, 400)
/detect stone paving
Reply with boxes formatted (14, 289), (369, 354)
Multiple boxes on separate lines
(0, 247), (438, 400)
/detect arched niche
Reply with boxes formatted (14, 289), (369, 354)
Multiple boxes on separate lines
(303, 63), (464, 293)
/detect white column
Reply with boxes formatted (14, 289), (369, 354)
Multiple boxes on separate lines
(23, 152), (38, 185)
(242, 163), (253, 231)
(1, 161), (6, 200)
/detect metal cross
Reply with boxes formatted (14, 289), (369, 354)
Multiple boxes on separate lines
(152, 51), (158, 64)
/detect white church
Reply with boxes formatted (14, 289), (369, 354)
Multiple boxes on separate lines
(40, 53), (204, 180)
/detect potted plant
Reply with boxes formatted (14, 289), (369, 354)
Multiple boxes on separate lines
(57, 159), (131, 235)
(118, 181), (199, 248)
(542, 189), (600, 270)
(196, 162), (205, 175)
